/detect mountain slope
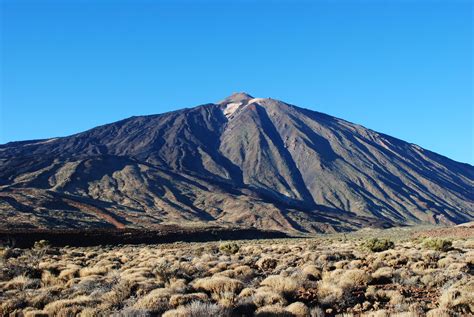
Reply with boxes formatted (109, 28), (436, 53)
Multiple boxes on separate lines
(1, 93), (472, 232)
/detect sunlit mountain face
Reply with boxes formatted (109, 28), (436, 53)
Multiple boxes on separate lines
(1, 93), (472, 233)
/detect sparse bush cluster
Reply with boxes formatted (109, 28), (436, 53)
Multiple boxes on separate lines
(362, 238), (395, 252)
(219, 242), (240, 255)
(0, 232), (472, 316)
(422, 238), (452, 252)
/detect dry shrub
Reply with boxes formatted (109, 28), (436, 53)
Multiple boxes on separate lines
(24, 309), (49, 317)
(162, 301), (229, 317)
(79, 307), (102, 317)
(58, 266), (81, 280)
(215, 269), (236, 278)
(207, 267), (222, 275)
(347, 259), (364, 269)
(438, 280), (473, 314)
(255, 305), (293, 316)
(4, 275), (39, 290)
(466, 254), (474, 267)
(437, 256), (453, 268)
(79, 266), (108, 277)
(301, 264), (321, 281)
(132, 288), (173, 313)
(409, 260), (426, 272)
(29, 287), (60, 308)
(253, 289), (288, 307)
(216, 290), (239, 307)
(285, 301), (309, 316)
(446, 262), (468, 273)
(372, 267), (393, 283)
(239, 287), (256, 297)
(169, 293), (208, 307)
(257, 257), (278, 271)
(101, 280), (136, 309)
(335, 260), (349, 269)
(43, 295), (97, 315)
(339, 269), (371, 288)
(41, 270), (63, 287)
(426, 308), (453, 317)
(388, 291), (406, 306)
(309, 306), (325, 317)
(178, 262), (198, 276)
(233, 296), (257, 316)
(168, 279), (187, 293)
(216, 261), (229, 270)
(318, 269), (370, 308)
(317, 279), (344, 306)
(233, 265), (255, 281)
(260, 275), (299, 296)
(420, 269), (448, 288)
(421, 250), (440, 264)
(70, 275), (106, 296)
(395, 270), (419, 287)
(121, 271), (157, 288)
(114, 307), (151, 317)
(0, 295), (27, 316)
(369, 258), (386, 271)
(38, 260), (62, 271)
(369, 311), (426, 317)
(193, 276), (243, 295)
(365, 286), (402, 306)
(152, 260), (181, 285)
(364, 285), (378, 300)
(362, 310), (390, 317)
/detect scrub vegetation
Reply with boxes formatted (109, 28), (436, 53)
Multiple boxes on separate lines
(0, 227), (473, 316)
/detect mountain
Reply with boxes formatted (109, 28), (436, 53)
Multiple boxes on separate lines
(1, 93), (473, 233)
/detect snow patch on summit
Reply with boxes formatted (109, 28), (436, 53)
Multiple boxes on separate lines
(248, 98), (267, 104)
(223, 102), (242, 118)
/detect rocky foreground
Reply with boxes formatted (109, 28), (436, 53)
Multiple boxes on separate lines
(1, 226), (472, 316)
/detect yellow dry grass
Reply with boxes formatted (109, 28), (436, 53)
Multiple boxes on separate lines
(0, 227), (472, 316)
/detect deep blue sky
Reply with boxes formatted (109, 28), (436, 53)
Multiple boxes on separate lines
(1, 0), (473, 164)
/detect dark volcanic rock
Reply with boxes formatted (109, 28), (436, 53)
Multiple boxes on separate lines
(0, 93), (472, 232)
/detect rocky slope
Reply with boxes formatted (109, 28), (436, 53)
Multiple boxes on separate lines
(0, 93), (472, 232)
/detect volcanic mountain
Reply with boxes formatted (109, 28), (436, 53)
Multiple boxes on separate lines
(1, 93), (473, 233)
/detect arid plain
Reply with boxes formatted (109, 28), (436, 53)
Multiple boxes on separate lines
(1, 225), (472, 317)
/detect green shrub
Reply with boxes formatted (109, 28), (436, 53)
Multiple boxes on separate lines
(423, 238), (452, 251)
(0, 247), (11, 261)
(33, 240), (50, 249)
(363, 238), (394, 252)
(219, 242), (240, 255)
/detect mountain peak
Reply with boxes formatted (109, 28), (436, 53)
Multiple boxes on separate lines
(218, 92), (256, 119)
(218, 92), (254, 105)
(0, 94), (472, 233)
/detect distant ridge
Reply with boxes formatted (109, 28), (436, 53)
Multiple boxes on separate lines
(0, 93), (472, 232)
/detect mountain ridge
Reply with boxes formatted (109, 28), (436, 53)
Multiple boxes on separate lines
(0, 93), (472, 233)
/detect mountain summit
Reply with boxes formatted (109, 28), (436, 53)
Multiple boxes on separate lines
(1, 94), (473, 232)
(219, 92), (254, 104)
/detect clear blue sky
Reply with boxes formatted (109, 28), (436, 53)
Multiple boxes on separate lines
(1, 0), (472, 164)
